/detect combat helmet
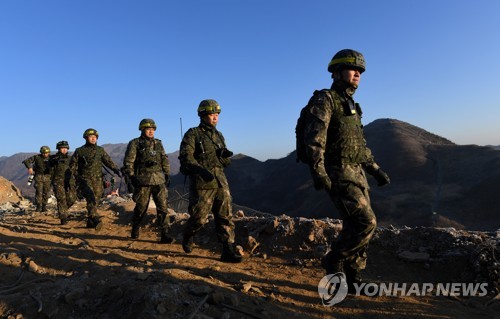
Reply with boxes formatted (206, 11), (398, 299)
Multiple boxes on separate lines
(56, 140), (70, 150)
(83, 128), (99, 139)
(328, 49), (366, 73)
(139, 118), (157, 130)
(40, 146), (50, 154)
(197, 99), (221, 117)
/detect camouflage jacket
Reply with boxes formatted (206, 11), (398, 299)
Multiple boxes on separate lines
(69, 143), (119, 180)
(49, 152), (72, 183)
(22, 154), (51, 176)
(179, 123), (230, 189)
(123, 135), (170, 186)
(303, 81), (377, 181)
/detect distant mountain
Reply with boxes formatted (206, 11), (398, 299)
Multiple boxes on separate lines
(2, 118), (500, 230)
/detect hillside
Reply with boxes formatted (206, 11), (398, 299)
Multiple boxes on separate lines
(3, 118), (500, 230)
(0, 178), (499, 318)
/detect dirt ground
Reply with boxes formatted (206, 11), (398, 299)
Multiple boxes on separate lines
(1, 198), (499, 319)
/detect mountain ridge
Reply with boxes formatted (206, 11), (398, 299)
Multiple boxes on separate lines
(2, 118), (499, 230)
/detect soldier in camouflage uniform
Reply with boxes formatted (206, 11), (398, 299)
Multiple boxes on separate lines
(123, 119), (174, 243)
(179, 99), (242, 263)
(49, 141), (77, 225)
(68, 128), (121, 231)
(22, 146), (52, 212)
(303, 49), (390, 292)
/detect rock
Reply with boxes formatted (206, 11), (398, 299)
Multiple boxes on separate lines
(28, 260), (39, 273)
(208, 292), (225, 305)
(65, 288), (85, 305)
(265, 218), (279, 234)
(226, 294), (240, 306)
(137, 272), (150, 280)
(189, 285), (213, 296)
(235, 210), (245, 218)
(241, 282), (252, 293)
(398, 251), (430, 262)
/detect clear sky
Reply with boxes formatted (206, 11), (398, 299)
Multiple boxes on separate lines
(1, 0), (499, 161)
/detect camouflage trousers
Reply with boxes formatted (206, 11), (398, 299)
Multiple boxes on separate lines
(132, 184), (170, 231)
(34, 174), (52, 209)
(184, 187), (235, 244)
(52, 179), (77, 219)
(327, 167), (377, 271)
(77, 177), (104, 219)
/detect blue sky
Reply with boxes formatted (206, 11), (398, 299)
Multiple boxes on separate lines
(1, 0), (499, 161)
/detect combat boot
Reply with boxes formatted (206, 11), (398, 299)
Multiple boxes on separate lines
(41, 204), (47, 212)
(35, 205), (42, 212)
(220, 243), (243, 263)
(87, 217), (103, 231)
(182, 234), (194, 253)
(345, 266), (363, 294)
(160, 229), (174, 244)
(321, 251), (344, 275)
(60, 214), (68, 225)
(131, 224), (140, 239)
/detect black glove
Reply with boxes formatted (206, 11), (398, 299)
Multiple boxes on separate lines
(64, 179), (71, 192)
(113, 168), (122, 177)
(130, 175), (140, 187)
(313, 174), (332, 191)
(216, 148), (234, 159)
(372, 169), (390, 186)
(198, 168), (215, 182)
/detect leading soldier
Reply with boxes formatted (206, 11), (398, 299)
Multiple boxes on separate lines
(68, 128), (121, 231)
(49, 141), (77, 225)
(179, 99), (242, 263)
(302, 49), (390, 292)
(22, 146), (52, 212)
(123, 119), (174, 244)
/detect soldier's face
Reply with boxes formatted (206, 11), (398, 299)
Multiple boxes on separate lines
(339, 68), (361, 88)
(86, 135), (97, 145)
(42, 152), (50, 158)
(203, 113), (219, 127)
(143, 128), (155, 138)
(59, 148), (68, 155)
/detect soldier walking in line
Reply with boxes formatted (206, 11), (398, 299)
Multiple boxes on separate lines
(68, 128), (121, 231)
(22, 146), (52, 212)
(123, 119), (174, 244)
(49, 141), (77, 225)
(301, 49), (390, 292)
(179, 99), (242, 263)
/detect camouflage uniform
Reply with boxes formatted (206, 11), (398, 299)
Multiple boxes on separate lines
(49, 152), (76, 222)
(304, 81), (389, 275)
(179, 122), (235, 245)
(123, 135), (171, 241)
(69, 143), (120, 228)
(22, 154), (52, 211)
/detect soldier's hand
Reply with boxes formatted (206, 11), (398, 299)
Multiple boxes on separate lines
(130, 176), (140, 187)
(313, 174), (332, 191)
(373, 169), (390, 186)
(198, 168), (215, 182)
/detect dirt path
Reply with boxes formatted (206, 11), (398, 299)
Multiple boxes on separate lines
(1, 200), (498, 319)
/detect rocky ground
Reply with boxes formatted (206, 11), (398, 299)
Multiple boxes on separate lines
(0, 186), (499, 318)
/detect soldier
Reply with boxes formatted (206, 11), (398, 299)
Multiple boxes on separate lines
(68, 128), (121, 231)
(302, 49), (390, 292)
(49, 141), (77, 225)
(123, 119), (174, 243)
(22, 146), (52, 212)
(179, 99), (242, 263)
